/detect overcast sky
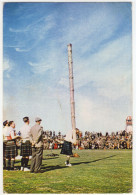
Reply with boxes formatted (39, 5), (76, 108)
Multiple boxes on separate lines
(3, 2), (132, 135)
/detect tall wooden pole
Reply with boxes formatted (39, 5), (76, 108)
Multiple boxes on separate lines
(67, 43), (76, 131)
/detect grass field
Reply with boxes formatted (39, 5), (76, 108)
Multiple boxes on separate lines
(3, 149), (132, 193)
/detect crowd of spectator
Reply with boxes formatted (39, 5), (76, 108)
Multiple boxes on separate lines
(42, 130), (132, 150)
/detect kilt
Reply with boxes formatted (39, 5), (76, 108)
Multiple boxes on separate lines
(60, 141), (73, 155)
(5, 140), (18, 158)
(20, 140), (32, 156)
(3, 141), (7, 159)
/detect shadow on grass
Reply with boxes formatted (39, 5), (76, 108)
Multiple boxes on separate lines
(72, 155), (117, 165)
(40, 154), (117, 173)
(42, 157), (59, 160)
(13, 155), (117, 172)
(14, 156), (59, 165)
(41, 165), (68, 172)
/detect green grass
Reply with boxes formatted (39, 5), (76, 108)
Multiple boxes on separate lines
(3, 149), (132, 193)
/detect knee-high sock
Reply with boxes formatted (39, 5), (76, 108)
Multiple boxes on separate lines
(24, 158), (29, 167)
(21, 157), (25, 167)
(6, 159), (10, 169)
(3, 159), (6, 168)
(11, 159), (15, 168)
(66, 156), (70, 164)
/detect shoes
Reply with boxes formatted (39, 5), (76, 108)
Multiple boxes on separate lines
(66, 163), (72, 167)
(65, 161), (72, 166)
(20, 167), (24, 171)
(24, 167), (30, 172)
(10, 167), (18, 171)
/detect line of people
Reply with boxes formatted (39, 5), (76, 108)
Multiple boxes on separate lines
(3, 117), (43, 173)
(3, 117), (77, 172)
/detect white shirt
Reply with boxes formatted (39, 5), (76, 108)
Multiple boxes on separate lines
(126, 125), (132, 134)
(3, 126), (16, 140)
(65, 129), (76, 144)
(3, 126), (10, 140)
(9, 127), (16, 139)
(20, 124), (31, 140)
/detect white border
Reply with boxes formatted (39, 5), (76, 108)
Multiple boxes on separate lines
(132, 1), (136, 195)
(0, 1), (3, 194)
(0, 1), (135, 195)
(0, 0), (135, 2)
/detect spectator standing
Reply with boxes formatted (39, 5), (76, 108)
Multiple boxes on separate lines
(29, 117), (43, 173)
(4, 121), (18, 170)
(20, 117), (32, 171)
(3, 120), (9, 169)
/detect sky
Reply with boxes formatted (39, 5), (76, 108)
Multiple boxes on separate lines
(3, 2), (132, 135)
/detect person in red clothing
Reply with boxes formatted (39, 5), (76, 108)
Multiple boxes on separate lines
(54, 142), (58, 149)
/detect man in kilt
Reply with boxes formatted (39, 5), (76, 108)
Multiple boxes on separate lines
(61, 129), (76, 166)
(3, 120), (9, 169)
(29, 117), (44, 173)
(4, 121), (18, 170)
(20, 117), (32, 171)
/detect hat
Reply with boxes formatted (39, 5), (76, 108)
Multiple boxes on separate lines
(35, 117), (42, 122)
(3, 120), (8, 126)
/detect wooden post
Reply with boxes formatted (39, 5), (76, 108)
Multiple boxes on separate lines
(67, 43), (76, 131)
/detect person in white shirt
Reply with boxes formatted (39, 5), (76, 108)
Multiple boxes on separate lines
(20, 117), (32, 171)
(4, 121), (18, 171)
(3, 120), (9, 139)
(60, 129), (76, 166)
(3, 120), (9, 169)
